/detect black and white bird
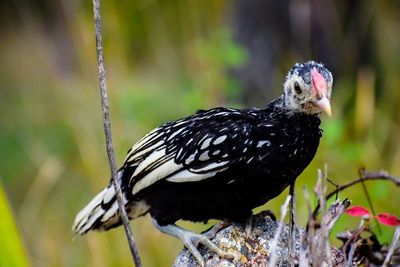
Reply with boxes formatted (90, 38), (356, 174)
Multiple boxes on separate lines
(73, 61), (333, 265)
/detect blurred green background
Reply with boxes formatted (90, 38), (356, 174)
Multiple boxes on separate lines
(1, 0), (400, 266)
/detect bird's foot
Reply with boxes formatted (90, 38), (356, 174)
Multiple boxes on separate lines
(152, 220), (234, 267)
(202, 221), (230, 239)
(180, 230), (234, 266)
(244, 210), (276, 238)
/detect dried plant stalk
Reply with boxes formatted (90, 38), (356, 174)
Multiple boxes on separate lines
(92, 0), (142, 265)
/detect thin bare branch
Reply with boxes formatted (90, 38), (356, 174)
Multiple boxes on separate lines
(313, 169), (400, 217)
(359, 168), (382, 234)
(92, 0), (142, 266)
(315, 169), (332, 267)
(299, 186), (313, 267)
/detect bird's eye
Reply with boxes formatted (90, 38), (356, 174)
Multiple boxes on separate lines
(293, 82), (302, 95)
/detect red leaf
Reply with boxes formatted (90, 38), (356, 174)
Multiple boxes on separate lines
(376, 213), (400, 226)
(345, 206), (371, 217)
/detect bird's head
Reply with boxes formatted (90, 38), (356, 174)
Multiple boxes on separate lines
(283, 61), (333, 116)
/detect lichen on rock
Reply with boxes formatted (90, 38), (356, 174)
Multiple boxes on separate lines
(174, 213), (345, 267)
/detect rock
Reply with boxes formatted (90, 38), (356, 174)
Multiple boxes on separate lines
(174, 214), (345, 267)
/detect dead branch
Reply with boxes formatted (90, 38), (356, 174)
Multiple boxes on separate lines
(314, 169), (332, 266)
(313, 169), (400, 217)
(323, 198), (351, 235)
(92, 0), (142, 265)
(269, 195), (291, 267)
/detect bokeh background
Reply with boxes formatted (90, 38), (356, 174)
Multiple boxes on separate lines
(1, 0), (400, 266)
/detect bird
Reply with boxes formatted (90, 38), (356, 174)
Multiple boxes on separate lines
(73, 61), (333, 266)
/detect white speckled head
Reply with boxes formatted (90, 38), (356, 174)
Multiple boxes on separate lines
(283, 61), (333, 116)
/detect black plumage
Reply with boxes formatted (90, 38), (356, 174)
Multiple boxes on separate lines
(132, 104), (321, 225)
(73, 61), (333, 264)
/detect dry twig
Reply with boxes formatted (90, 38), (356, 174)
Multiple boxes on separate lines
(383, 226), (400, 267)
(313, 169), (400, 217)
(299, 187), (313, 267)
(314, 169), (332, 266)
(269, 195), (292, 267)
(92, 0), (142, 265)
(301, 169), (350, 267)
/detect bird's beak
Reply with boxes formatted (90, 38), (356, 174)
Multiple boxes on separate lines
(311, 68), (331, 116)
(314, 96), (332, 117)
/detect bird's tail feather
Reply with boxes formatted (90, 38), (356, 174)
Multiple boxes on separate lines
(73, 183), (123, 235)
(73, 168), (150, 235)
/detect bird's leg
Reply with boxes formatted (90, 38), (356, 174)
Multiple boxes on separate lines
(245, 212), (254, 238)
(289, 182), (296, 265)
(258, 209), (277, 221)
(152, 219), (234, 267)
(202, 221), (231, 239)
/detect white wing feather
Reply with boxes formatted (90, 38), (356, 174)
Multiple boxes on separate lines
(132, 149), (182, 194)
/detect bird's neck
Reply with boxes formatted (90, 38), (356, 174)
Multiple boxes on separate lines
(273, 95), (321, 120)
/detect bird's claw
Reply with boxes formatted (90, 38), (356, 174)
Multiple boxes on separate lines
(182, 231), (234, 266)
(202, 221), (230, 239)
(152, 220), (234, 266)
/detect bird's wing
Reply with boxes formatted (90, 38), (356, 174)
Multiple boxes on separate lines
(123, 108), (275, 195)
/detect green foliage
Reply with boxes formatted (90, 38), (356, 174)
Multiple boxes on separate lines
(0, 184), (30, 267)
